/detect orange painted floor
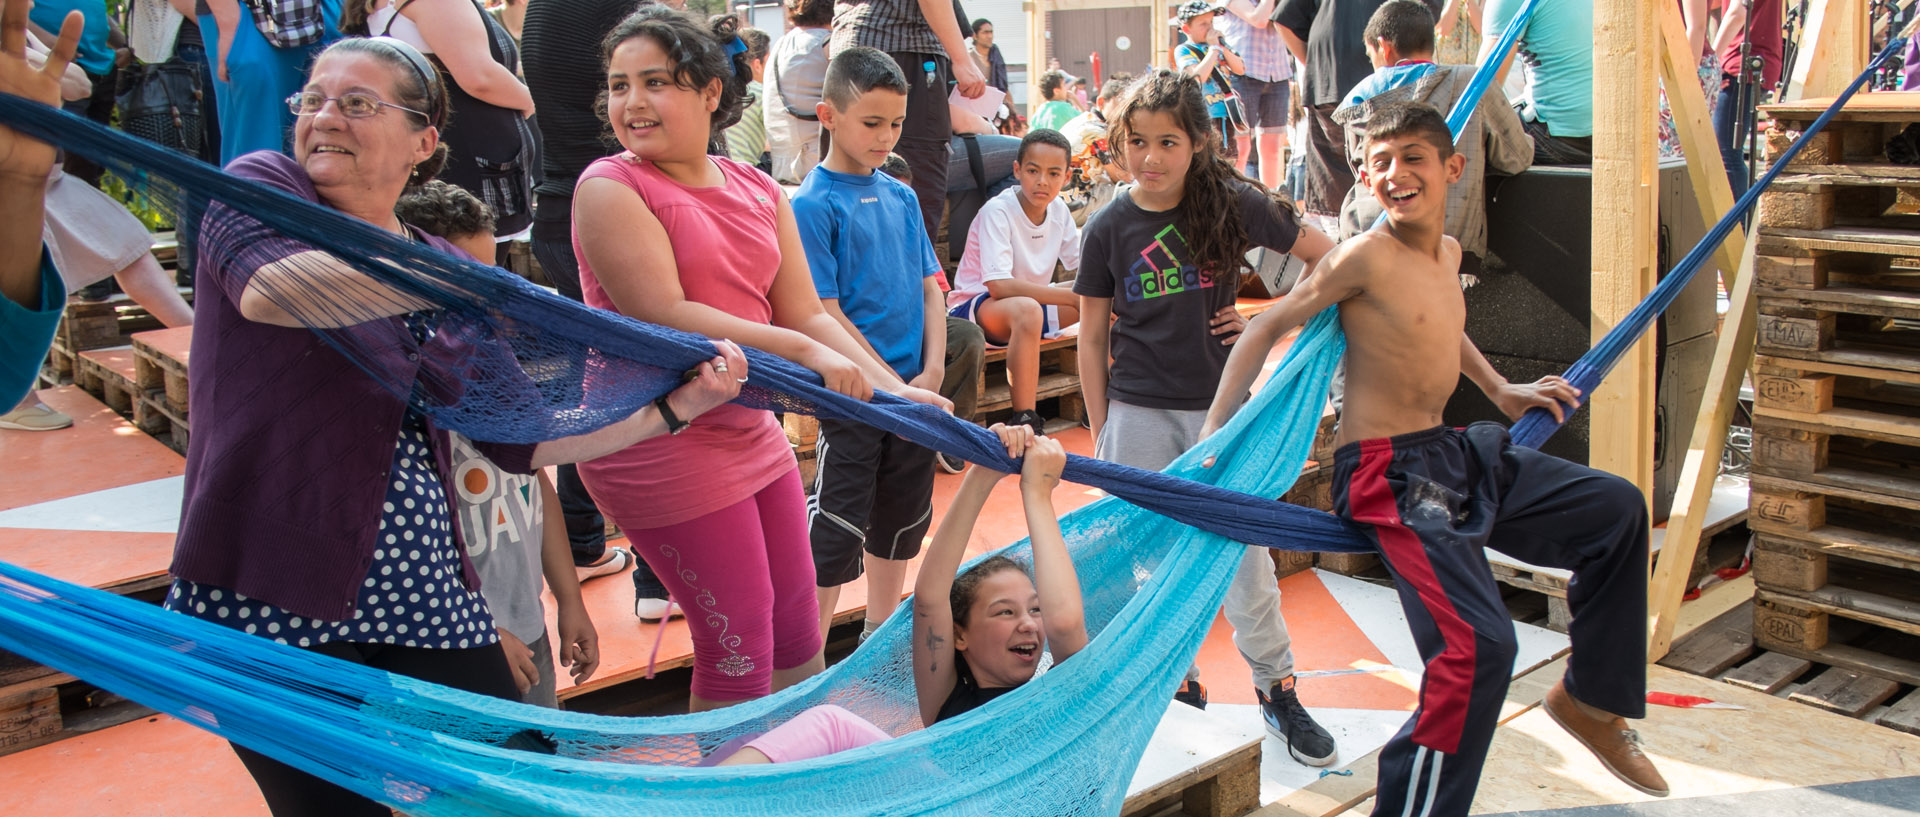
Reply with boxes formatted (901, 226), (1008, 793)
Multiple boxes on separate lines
(0, 387), (182, 591)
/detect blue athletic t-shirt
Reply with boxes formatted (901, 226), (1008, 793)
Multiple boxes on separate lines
(1174, 41), (1230, 121)
(1482, 0), (1591, 137)
(792, 166), (942, 380)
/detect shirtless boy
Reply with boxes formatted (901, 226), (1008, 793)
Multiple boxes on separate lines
(1202, 101), (1668, 816)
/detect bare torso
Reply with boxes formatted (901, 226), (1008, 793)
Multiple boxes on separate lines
(1332, 231), (1468, 446)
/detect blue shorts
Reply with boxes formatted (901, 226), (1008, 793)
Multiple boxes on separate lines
(1229, 74), (1290, 131)
(947, 292), (1063, 347)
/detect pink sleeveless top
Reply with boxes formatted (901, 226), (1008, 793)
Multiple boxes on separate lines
(571, 154), (794, 528)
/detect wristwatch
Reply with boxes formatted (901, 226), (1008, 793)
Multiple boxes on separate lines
(655, 395), (691, 435)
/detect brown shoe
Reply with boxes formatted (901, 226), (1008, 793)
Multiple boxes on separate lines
(1543, 681), (1670, 797)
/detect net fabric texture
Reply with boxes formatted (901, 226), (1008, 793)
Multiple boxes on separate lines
(0, 93), (1367, 553)
(0, 309), (1343, 816)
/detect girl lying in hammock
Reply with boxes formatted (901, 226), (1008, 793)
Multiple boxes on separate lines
(715, 423), (1089, 765)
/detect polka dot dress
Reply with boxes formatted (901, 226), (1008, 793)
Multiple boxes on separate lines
(166, 413), (498, 650)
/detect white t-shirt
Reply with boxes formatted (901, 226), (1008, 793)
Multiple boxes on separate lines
(448, 433), (546, 643)
(949, 186), (1082, 309)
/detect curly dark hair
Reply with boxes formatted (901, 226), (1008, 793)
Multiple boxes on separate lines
(787, 0), (834, 28)
(950, 555), (1027, 630)
(598, 5), (752, 138)
(1107, 69), (1296, 282)
(395, 180), (496, 241)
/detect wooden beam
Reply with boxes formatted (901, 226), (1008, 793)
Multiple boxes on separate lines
(1151, 0), (1171, 70)
(1645, 0), (1750, 662)
(1794, 0), (1869, 100)
(1029, 0), (1048, 112)
(1589, 0), (1660, 501)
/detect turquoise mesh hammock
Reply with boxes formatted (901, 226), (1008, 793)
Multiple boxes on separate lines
(1, 0), (1898, 810)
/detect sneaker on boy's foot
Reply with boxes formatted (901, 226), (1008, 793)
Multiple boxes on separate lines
(1260, 675), (1337, 766)
(574, 547), (631, 583)
(1173, 679), (1208, 710)
(0, 403), (73, 431)
(1007, 409), (1046, 436)
(935, 451), (966, 474)
(634, 596), (682, 623)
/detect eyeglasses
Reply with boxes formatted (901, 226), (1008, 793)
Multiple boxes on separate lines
(287, 91), (430, 119)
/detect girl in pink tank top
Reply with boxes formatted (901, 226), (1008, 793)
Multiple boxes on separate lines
(570, 8), (948, 712)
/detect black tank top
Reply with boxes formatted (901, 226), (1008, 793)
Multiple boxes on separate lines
(935, 653), (1016, 723)
(385, 0), (533, 236)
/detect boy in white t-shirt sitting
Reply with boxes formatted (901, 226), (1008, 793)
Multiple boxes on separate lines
(948, 129), (1083, 433)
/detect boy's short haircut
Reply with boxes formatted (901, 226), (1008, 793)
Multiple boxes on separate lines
(1017, 128), (1072, 164)
(1038, 70), (1067, 100)
(1098, 75), (1131, 103)
(1364, 0), (1436, 57)
(396, 180), (496, 241)
(880, 152), (912, 182)
(1366, 100), (1455, 159)
(739, 27), (770, 63)
(821, 46), (910, 110)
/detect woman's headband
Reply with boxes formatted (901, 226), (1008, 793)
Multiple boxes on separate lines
(365, 36), (446, 128)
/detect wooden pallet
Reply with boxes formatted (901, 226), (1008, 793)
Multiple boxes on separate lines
(977, 333), (1083, 420)
(1663, 605), (1920, 735)
(131, 326), (192, 417)
(73, 347), (145, 424)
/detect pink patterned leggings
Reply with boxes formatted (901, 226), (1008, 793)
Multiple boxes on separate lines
(622, 469), (822, 700)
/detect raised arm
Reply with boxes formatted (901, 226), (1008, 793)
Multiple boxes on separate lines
(405, 0), (534, 116)
(913, 425), (1026, 725)
(1201, 239), (1363, 438)
(1020, 435), (1086, 662)
(0, 3), (76, 310)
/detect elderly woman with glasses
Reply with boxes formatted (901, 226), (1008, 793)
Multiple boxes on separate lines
(169, 36), (746, 817)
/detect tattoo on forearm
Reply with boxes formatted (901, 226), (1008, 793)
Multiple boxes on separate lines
(924, 629), (945, 673)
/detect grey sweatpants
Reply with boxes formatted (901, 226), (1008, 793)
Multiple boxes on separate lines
(1096, 400), (1297, 689)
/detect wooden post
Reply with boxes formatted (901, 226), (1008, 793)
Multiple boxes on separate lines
(1151, 0), (1171, 70)
(1589, 0), (1660, 501)
(1794, 0), (1869, 100)
(1029, 0), (1049, 108)
(1646, 0), (1752, 662)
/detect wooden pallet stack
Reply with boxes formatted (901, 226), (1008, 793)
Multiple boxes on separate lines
(131, 327), (193, 453)
(1748, 94), (1920, 692)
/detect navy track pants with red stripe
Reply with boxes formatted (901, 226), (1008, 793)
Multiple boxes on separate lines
(1330, 423), (1649, 817)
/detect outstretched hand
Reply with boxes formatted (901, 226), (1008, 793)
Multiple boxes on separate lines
(0, 1), (79, 181)
(1492, 376), (1581, 423)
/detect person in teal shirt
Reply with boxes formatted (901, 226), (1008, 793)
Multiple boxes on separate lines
(1479, 0), (1591, 164)
(1028, 69), (1081, 133)
(2, 0), (78, 407)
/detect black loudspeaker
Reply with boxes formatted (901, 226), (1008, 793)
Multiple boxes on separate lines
(1446, 161), (1717, 520)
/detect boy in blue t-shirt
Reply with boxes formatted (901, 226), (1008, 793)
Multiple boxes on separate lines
(792, 48), (947, 641)
(1172, 0), (1245, 161)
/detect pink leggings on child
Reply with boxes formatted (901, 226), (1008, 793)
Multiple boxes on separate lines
(742, 705), (891, 763)
(621, 469), (822, 700)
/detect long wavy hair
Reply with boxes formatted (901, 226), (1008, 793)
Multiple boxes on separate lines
(1107, 69), (1296, 281)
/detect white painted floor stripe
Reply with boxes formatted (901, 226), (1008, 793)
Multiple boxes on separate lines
(0, 476), (184, 533)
